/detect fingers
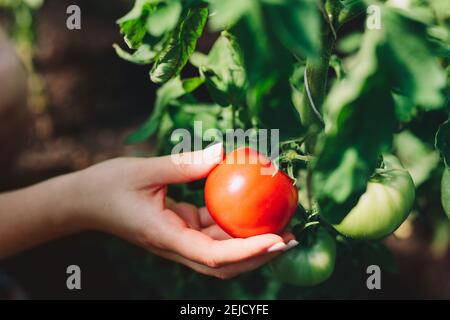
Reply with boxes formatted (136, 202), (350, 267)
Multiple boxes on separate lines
(281, 232), (296, 243)
(168, 202), (201, 230)
(145, 143), (223, 185)
(201, 224), (232, 240)
(165, 197), (176, 208)
(152, 247), (281, 280)
(198, 207), (215, 227)
(166, 224), (287, 268)
(166, 202), (233, 239)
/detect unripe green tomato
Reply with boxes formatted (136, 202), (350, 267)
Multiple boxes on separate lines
(270, 227), (336, 287)
(332, 155), (415, 240)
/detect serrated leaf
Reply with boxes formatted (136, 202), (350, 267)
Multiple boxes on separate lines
(117, 0), (157, 49)
(113, 43), (155, 65)
(150, 5), (208, 83)
(198, 32), (247, 107)
(436, 118), (450, 167)
(126, 77), (204, 144)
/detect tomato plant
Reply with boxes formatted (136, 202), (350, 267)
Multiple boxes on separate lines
(270, 227), (336, 287)
(115, 0), (449, 298)
(204, 147), (298, 238)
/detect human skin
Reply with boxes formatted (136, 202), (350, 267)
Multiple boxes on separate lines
(0, 144), (298, 279)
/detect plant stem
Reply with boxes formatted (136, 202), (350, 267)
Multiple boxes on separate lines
(302, 35), (334, 207)
(300, 6), (338, 209)
(299, 31), (335, 147)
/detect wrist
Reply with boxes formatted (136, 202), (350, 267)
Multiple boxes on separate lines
(49, 171), (90, 235)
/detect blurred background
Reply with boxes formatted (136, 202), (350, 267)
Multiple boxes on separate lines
(0, 0), (449, 299)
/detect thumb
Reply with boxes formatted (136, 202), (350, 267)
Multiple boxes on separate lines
(147, 143), (224, 185)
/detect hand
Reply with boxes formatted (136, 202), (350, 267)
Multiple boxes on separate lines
(74, 143), (298, 279)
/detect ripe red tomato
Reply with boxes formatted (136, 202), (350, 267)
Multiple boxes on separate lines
(204, 147), (298, 238)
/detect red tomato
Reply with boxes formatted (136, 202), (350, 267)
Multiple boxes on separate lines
(204, 147), (298, 238)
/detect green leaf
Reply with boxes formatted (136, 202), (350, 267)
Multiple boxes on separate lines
(150, 5), (208, 83)
(113, 43), (155, 65)
(383, 8), (446, 109)
(189, 52), (209, 67)
(290, 64), (306, 116)
(329, 55), (345, 80)
(264, 0), (320, 57)
(197, 32), (247, 107)
(436, 118), (450, 167)
(169, 102), (229, 133)
(394, 130), (440, 186)
(207, 0), (253, 30)
(392, 92), (416, 122)
(126, 77), (204, 144)
(229, 1), (309, 138)
(207, 0), (317, 137)
(442, 168), (450, 218)
(429, 0), (450, 24)
(338, 0), (366, 27)
(147, 1), (182, 37)
(181, 76), (204, 92)
(117, 0), (157, 49)
(336, 32), (362, 54)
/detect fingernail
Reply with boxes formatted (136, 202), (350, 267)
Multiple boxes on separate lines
(283, 240), (299, 251)
(203, 142), (223, 163)
(267, 242), (288, 253)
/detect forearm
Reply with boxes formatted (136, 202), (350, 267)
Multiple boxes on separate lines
(0, 172), (84, 258)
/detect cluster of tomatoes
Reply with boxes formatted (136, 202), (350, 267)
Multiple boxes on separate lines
(204, 147), (415, 286)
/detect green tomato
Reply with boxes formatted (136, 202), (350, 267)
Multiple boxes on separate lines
(270, 227), (336, 287)
(332, 155), (415, 240)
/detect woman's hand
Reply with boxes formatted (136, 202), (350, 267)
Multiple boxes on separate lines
(0, 143), (297, 279)
(73, 144), (297, 279)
